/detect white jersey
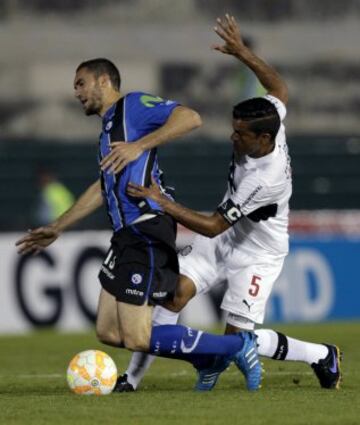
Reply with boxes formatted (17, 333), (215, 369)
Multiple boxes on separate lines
(218, 95), (292, 258)
(180, 95), (292, 324)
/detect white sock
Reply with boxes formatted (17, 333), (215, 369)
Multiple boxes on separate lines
(255, 328), (329, 365)
(125, 306), (179, 389)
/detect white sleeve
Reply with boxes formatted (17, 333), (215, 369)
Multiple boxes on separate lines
(230, 175), (283, 216)
(218, 176), (284, 223)
(263, 95), (287, 121)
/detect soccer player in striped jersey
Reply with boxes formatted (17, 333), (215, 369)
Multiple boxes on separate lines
(16, 56), (264, 392)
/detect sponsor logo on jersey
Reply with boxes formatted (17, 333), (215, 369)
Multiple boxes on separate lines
(140, 94), (164, 108)
(240, 185), (263, 209)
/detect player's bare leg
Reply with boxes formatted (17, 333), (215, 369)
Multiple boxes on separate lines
(117, 306), (180, 392)
(96, 288), (123, 347)
(116, 302), (153, 351)
(117, 275), (195, 391)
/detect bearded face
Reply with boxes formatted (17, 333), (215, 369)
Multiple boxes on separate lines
(74, 67), (104, 116)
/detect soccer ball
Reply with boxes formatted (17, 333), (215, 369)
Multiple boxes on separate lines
(66, 350), (117, 395)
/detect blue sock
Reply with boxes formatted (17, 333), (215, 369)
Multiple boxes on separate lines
(149, 325), (244, 369)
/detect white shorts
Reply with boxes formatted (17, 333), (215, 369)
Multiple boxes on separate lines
(179, 233), (285, 325)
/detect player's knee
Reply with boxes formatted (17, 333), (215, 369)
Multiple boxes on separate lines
(168, 294), (188, 312)
(167, 275), (196, 312)
(96, 325), (122, 347)
(123, 329), (151, 352)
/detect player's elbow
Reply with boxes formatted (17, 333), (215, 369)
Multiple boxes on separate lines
(191, 110), (202, 129)
(203, 224), (222, 239)
(203, 214), (229, 238)
(184, 108), (202, 130)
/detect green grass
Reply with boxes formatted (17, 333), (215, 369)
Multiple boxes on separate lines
(0, 323), (359, 425)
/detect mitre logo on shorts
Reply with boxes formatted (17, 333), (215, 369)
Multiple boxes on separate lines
(125, 288), (144, 297)
(153, 291), (167, 298)
(131, 273), (143, 285)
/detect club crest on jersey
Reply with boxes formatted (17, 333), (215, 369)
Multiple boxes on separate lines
(105, 121), (113, 132)
(131, 273), (143, 285)
(179, 245), (192, 257)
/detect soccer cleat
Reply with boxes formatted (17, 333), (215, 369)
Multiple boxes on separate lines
(311, 344), (342, 389)
(112, 374), (135, 393)
(233, 332), (262, 391)
(195, 355), (232, 391)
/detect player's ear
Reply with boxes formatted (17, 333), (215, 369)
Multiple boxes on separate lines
(98, 73), (111, 89)
(259, 132), (272, 145)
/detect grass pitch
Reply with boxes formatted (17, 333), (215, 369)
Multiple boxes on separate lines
(0, 322), (359, 425)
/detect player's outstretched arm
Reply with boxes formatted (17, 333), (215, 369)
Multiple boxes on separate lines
(127, 177), (230, 238)
(100, 106), (202, 174)
(16, 179), (103, 255)
(213, 14), (288, 104)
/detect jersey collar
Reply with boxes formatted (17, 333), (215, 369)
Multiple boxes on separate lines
(244, 141), (279, 170)
(102, 102), (117, 124)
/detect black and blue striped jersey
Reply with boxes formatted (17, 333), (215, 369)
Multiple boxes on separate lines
(99, 92), (179, 231)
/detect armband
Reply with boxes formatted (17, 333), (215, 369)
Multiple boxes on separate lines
(217, 199), (242, 225)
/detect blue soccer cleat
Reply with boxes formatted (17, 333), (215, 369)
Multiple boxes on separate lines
(234, 331), (262, 391)
(195, 355), (232, 391)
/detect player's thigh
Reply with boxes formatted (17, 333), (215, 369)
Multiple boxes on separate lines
(96, 288), (122, 345)
(117, 301), (153, 352)
(222, 258), (284, 325)
(179, 234), (223, 296)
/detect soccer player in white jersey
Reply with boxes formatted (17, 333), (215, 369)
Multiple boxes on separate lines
(119, 14), (342, 392)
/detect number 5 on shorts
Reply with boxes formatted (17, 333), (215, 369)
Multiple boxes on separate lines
(249, 275), (261, 297)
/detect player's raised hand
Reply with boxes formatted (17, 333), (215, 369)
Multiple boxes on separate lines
(100, 142), (144, 174)
(15, 225), (60, 255)
(212, 14), (247, 56)
(127, 176), (162, 203)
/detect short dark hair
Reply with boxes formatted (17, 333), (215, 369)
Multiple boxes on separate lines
(76, 58), (121, 90)
(233, 97), (280, 141)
